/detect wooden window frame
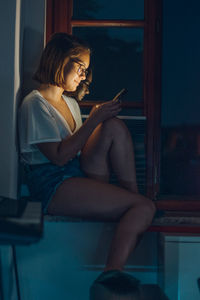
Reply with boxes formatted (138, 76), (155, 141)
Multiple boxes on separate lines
(46, 0), (162, 200)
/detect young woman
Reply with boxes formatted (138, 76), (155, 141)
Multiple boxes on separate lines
(18, 32), (155, 272)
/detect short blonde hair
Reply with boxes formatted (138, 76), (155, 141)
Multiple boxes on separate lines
(33, 32), (90, 86)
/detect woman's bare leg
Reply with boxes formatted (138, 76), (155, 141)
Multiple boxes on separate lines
(47, 177), (155, 271)
(48, 117), (155, 270)
(78, 117), (155, 270)
(80, 118), (138, 193)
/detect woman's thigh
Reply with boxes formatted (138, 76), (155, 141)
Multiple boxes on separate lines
(47, 177), (145, 219)
(80, 123), (111, 176)
(80, 118), (134, 178)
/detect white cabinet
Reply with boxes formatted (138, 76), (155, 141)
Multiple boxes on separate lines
(160, 234), (200, 300)
(15, 221), (158, 300)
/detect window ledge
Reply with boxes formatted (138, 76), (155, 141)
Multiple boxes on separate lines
(44, 210), (200, 235)
(155, 195), (200, 211)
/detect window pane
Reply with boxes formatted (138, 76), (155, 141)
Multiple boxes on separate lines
(160, 0), (200, 196)
(160, 126), (200, 195)
(73, 27), (144, 102)
(73, 0), (144, 20)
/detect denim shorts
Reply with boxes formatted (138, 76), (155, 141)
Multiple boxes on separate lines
(24, 157), (85, 214)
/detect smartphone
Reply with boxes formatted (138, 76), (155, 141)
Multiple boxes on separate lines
(112, 88), (127, 102)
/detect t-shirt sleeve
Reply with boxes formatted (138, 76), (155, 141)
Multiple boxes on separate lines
(21, 98), (62, 147)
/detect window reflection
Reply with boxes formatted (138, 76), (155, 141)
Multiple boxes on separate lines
(73, 27), (144, 102)
(160, 1), (200, 198)
(160, 125), (200, 195)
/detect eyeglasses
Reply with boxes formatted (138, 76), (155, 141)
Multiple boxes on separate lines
(71, 58), (88, 77)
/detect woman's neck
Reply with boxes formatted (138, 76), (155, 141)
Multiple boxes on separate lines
(38, 84), (64, 103)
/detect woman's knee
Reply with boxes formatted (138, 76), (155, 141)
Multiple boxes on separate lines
(131, 195), (156, 221)
(143, 198), (156, 219)
(102, 117), (130, 140)
(119, 196), (155, 234)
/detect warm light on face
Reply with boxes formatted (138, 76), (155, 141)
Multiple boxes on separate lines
(63, 51), (90, 92)
(71, 58), (89, 78)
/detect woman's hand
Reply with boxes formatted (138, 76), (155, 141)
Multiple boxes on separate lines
(89, 100), (121, 123)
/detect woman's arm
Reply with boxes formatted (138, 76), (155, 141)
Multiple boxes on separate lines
(37, 100), (121, 166)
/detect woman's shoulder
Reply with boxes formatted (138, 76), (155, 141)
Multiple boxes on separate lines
(22, 90), (43, 103)
(20, 90), (49, 110)
(19, 90), (54, 121)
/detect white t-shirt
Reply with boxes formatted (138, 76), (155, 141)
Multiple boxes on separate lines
(18, 90), (83, 165)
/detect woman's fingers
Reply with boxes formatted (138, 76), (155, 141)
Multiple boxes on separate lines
(89, 100), (121, 123)
(103, 105), (121, 119)
(101, 100), (121, 112)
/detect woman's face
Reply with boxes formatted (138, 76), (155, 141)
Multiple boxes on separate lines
(63, 51), (90, 92)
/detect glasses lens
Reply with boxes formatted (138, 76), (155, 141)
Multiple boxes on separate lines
(72, 59), (87, 77)
(79, 67), (88, 77)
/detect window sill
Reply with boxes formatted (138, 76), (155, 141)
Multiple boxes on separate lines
(155, 195), (200, 211)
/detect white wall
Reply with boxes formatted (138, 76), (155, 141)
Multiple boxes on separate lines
(162, 235), (200, 300)
(0, 0), (21, 198)
(20, 0), (46, 98)
(0, 0), (45, 198)
(16, 222), (158, 300)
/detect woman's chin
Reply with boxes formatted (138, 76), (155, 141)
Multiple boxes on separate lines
(64, 87), (77, 92)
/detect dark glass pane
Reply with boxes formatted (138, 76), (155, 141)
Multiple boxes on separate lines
(73, 0), (144, 20)
(160, 0), (200, 196)
(73, 27), (144, 102)
(160, 125), (200, 195)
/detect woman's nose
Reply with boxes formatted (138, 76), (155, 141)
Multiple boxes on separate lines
(79, 75), (85, 81)
(79, 71), (86, 80)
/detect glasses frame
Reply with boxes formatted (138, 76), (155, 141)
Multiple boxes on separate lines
(71, 58), (88, 77)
